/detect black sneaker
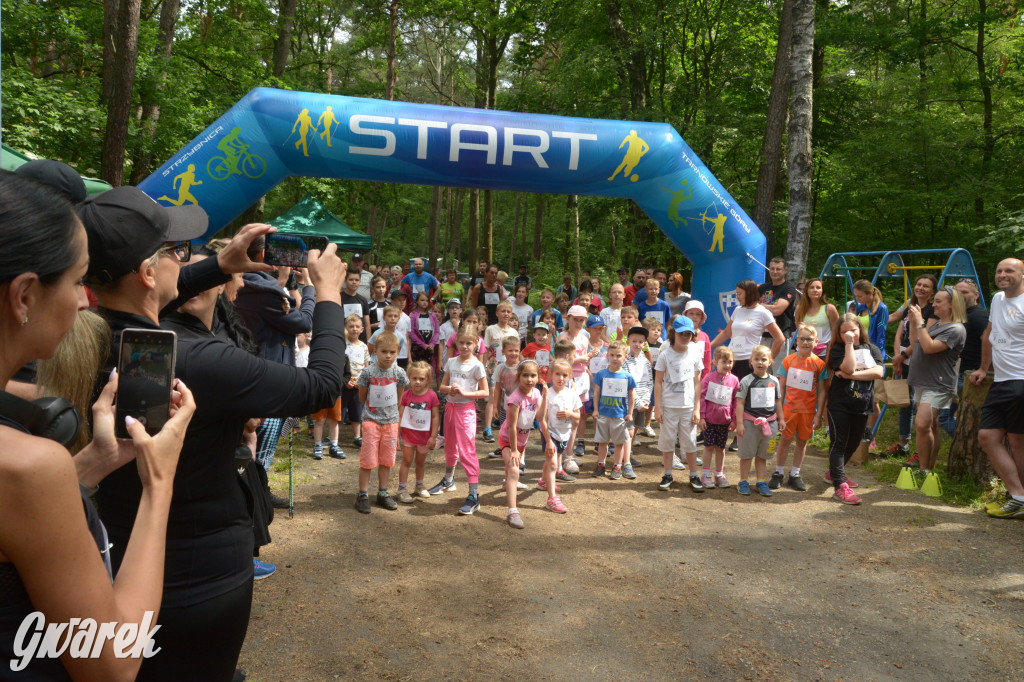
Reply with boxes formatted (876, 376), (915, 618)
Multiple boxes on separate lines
(658, 474), (673, 490)
(355, 494), (371, 514)
(269, 492), (289, 509)
(689, 475), (705, 493)
(768, 471), (785, 490)
(788, 474), (807, 491)
(328, 443), (346, 460)
(592, 463), (607, 477)
(312, 443), (323, 460)
(728, 438), (739, 452)
(376, 491), (398, 510)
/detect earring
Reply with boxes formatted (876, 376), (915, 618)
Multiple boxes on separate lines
(21, 316), (28, 326)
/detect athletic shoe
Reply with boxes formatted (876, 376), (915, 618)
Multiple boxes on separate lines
(715, 473), (731, 488)
(609, 466), (623, 480)
(502, 478), (529, 490)
(824, 471), (858, 488)
(458, 494), (480, 515)
(689, 475), (705, 493)
(312, 443), (323, 460)
(537, 478), (562, 492)
(658, 474), (673, 490)
(488, 449), (503, 459)
(396, 489), (415, 505)
(882, 442), (910, 457)
(630, 456), (643, 468)
(728, 438), (739, 452)
(672, 454), (687, 470)
(354, 494), (371, 514)
(253, 558), (276, 581)
(482, 427), (495, 443)
(903, 451), (920, 468)
(701, 471), (715, 489)
(555, 470), (577, 483)
(492, 418), (502, 429)
(353, 436), (362, 447)
(592, 463), (607, 477)
(376, 491), (398, 510)
(575, 439), (585, 456)
(328, 443), (346, 460)
(987, 498), (1024, 519)
(768, 471), (785, 490)
(833, 482), (861, 505)
(413, 483), (431, 498)
(428, 478), (456, 495)
(545, 496), (568, 513)
(756, 481), (772, 497)
(564, 458), (580, 475)
(622, 464), (637, 480)
(507, 510), (525, 529)
(695, 456), (702, 466)
(642, 425), (656, 438)
(434, 435), (444, 450)
(788, 474), (807, 492)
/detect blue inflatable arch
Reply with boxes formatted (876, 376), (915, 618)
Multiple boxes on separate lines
(140, 87), (765, 332)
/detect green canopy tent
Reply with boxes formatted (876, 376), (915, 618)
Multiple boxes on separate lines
(269, 193), (371, 251)
(1, 143), (113, 196)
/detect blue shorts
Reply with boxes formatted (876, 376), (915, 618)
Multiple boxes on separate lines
(582, 398), (594, 415)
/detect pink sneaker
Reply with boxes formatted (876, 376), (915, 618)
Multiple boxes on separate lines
(545, 496), (568, 513)
(833, 482), (861, 505)
(537, 478), (562, 492)
(824, 471), (858, 488)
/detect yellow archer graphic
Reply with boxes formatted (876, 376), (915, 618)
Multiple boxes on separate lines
(702, 208), (728, 253)
(288, 109), (317, 157)
(317, 106), (339, 147)
(608, 130), (649, 182)
(157, 164), (202, 206)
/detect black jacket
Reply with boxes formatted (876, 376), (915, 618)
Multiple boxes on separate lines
(233, 271), (315, 366)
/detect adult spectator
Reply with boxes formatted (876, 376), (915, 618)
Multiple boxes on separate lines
(971, 258), (1024, 518)
(388, 265), (404, 299)
(401, 256), (438, 301)
(795, 277), (839, 358)
(710, 279), (784, 380)
(617, 267), (630, 287)
(624, 269), (648, 306)
(437, 267), (465, 305)
(341, 268), (372, 343)
(758, 257), (799, 372)
(14, 158), (88, 203)
(80, 188), (348, 679)
(940, 278), (989, 435)
(351, 253), (373, 299)
(556, 274), (577, 302)
(906, 287), (966, 476)
(652, 268), (668, 299)
(0, 173), (195, 680)
(471, 263), (508, 325)
(513, 264), (533, 291)
(664, 272), (690, 318)
(468, 259), (489, 289)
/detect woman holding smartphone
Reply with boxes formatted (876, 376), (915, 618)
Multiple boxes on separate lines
(0, 173), (196, 679)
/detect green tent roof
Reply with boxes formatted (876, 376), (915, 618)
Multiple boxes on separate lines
(269, 193), (372, 251)
(1, 143), (112, 196)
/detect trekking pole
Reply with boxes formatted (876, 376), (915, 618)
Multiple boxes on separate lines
(288, 427), (294, 519)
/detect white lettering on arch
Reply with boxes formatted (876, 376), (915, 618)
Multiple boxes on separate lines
(450, 123), (498, 164)
(349, 115), (396, 156)
(503, 128), (549, 168)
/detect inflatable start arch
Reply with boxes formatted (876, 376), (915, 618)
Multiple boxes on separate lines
(140, 87), (765, 332)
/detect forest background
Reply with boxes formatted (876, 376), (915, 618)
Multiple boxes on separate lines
(2, 0), (1022, 295)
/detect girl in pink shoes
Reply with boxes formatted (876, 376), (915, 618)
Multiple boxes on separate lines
(699, 346), (739, 488)
(396, 361), (440, 504)
(499, 360), (558, 528)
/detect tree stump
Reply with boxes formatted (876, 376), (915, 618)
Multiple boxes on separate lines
(947, 372), (997, 485)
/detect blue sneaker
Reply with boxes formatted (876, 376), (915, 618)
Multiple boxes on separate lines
(737, 480), (751, 496)
(756, 481), (772, 497)
(482, 427), (495, 443)
(253, 558), (276, 581)
(458, 494), (480, 515)
(428, 478), (456, 495)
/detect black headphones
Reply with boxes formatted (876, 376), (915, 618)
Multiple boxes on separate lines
(0, 390), (82, 448)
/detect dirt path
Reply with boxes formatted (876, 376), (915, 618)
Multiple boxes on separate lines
(240, 429), (1024, 681)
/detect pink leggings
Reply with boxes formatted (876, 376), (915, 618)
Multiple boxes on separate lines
(443, 401), (480, 484)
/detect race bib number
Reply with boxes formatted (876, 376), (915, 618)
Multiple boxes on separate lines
(629, 362), (646, 383)
(749, 385), (775, 409)
(418, 316), (433, 332)
(484, 292), (500, 305)
(517, 406), (537, 430)
(343, 303), (363, 319)
(369, 383), (398, 408)
(346, 346), (365, 366)
(549, 398), (572, 431)
(706, 382), (733, 406)
(644, 311), (662, 323)
(400, 406), (431, 431)
(668, 359), (693, 384)
(786, 367), (814, 392)
(535, 350), (550, 367)
(574, 373), (590, 395)
(589, 354), (608, 374)
(603, 377), (628, 398)
(854, 348), (876, 370)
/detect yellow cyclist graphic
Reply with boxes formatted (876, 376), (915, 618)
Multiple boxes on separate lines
(288, 109), (317, 157)
(608, 130), (649, 182)
(661, 179), (693, 229)
(317, 106), (339, 148)
(157, 164), (202, 206)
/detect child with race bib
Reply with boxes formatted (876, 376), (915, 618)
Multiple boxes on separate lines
(522, 322), (553, 383)
(699, 346), (739, 488)
(734, 345), (785, 497)
(436, 324), (490, 515)
(591, 341), (637, 479)
(499, 360), (555, 528)
(409, 291), (440, 374)
(771, 323), (827, 492)
(624, 325), (654, 476)
(354, 332), (410, 514)
(653, 317), (705, 492)
(560, 305), (591, 456)
(396, 361), (440, 503)
(546, 359), (582, 485)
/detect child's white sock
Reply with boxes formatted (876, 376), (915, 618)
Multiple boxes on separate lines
(331, 439), (339, 447)
(790, 467), (801, 477)
(775, 465), (785, 475)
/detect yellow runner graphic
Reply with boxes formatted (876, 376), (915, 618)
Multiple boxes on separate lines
(158, 164), (202, 206)
(608, 130), (649, 182)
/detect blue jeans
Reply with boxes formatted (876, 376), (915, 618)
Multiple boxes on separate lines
(937, 372), (966, 438)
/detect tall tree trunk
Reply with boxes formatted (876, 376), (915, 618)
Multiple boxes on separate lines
(563, 195), (572, 274)
(450, 188), (466, 264)
(427, 186), (442, 272)
(509, 194), (521, 273)
(783, 0), (815, 284)
(100, 0), (141, 186)
(100, 0), (121, 106)
(532, 195), (545, 261)
(468, 190), (480, 267)
(385, 0), (399, 99)
(272, 0), (299, 78)
(129, 0), (180, 185)
(974, 0), (993, 220)
(753, 0), (795, 255)
(606, 0), (646, 115)
(483, 189), (494, 264)
(571, 196), (581, 283)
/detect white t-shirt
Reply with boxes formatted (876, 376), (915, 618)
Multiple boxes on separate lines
(511, 303), (534, 339)
(294, 345), (309, 368)
(655, 345), (704, 409)
(396, 312), (412, 359)
(990, 291), (1024, 382)
(600, 306), (622, 341)
(729, 305), (776, 360)
(485, 324), (518, 363)
(547, 387), (583, 442)
(444, 356), (487, 404)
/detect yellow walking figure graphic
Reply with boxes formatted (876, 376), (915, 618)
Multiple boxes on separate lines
(702, 208), (728, 253)
(317, 107), (339, 148)
(608, 130), (649, 182)
(157, 164), (202, 206)
(288, 109), (317, 157)
(661, 179), (693, 229)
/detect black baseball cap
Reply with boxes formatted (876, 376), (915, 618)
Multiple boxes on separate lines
(76, 187), (208, 285)
(14, 159), (88, 203)
(352, 253), (364, 260)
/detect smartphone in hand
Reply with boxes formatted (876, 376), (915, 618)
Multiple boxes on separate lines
(263, 234), (329, 268)
(115, 329), (177, 438)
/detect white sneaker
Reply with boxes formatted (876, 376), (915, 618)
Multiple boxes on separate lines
(564, 458), (580, 475)
(502, 478), (530, 491)
(672, 454), (687, 470)
(642, 425), (656, 438)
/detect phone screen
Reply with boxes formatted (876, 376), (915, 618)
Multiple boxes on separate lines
(116, 329), (177, 438)
(264, 234), (329, 268)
